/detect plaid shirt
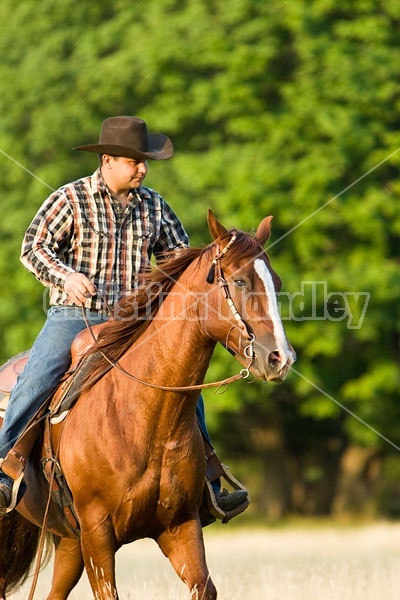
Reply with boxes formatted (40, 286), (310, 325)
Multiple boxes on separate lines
(21, 168), (189, 311)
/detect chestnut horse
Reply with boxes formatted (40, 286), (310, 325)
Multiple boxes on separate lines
(0, 210), (295, 599)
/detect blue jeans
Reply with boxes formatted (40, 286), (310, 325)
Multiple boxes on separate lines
(0, 306), (212, 458)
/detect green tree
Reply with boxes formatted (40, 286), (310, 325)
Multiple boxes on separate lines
(0, 0), (398, 516)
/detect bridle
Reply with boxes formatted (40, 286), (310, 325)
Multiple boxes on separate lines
(82, 233), (256, 392)
(207, 232), (254, 341)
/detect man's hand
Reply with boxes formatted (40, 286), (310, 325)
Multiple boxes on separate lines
(64, 273), (97, 304)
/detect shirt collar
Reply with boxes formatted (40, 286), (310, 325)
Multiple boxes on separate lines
(91, 168), (151, 205)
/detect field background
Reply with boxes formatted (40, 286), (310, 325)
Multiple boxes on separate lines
(12, 521), (400, 600)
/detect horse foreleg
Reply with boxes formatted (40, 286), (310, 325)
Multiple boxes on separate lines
(157, 519), (217, 600)
(80, 515), (118, 600)
(46, 536), (84, 600)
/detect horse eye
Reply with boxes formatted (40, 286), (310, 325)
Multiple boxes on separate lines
(234, 279), (246, 288)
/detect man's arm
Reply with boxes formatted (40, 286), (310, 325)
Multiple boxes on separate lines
(20, 191), (96, 303)
(21, 191), (75, 287)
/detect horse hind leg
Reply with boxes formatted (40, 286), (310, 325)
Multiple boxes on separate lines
(157, 520), (217, 600)
(46, 536), (84, 600)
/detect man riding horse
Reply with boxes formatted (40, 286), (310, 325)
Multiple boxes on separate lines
(0, 116), (248, 519)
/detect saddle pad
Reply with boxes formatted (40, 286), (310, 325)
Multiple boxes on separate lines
(0, 351), (30, 393)
(0, 322), (111, 395)
(0, 390), (9, 416)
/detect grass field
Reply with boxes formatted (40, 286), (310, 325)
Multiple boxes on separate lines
(11, 521), (400, 599)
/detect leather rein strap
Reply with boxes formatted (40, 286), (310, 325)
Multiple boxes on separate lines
(82, 234), (255, 392)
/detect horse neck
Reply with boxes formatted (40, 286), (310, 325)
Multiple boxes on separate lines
(124, 259), (217, 389)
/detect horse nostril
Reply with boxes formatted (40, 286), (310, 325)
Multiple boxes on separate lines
(268, 350), (281, 368)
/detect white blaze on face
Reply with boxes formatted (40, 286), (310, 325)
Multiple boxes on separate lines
(254, 258), (292, 365)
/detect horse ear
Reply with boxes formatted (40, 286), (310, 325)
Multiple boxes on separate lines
(207, 208), (228, 241)
(255, 216), (273, 246)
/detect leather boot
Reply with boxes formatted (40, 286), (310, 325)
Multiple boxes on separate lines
(0, 472), (13, 509)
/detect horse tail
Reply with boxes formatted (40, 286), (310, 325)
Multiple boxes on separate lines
(0, 511), (52, 594)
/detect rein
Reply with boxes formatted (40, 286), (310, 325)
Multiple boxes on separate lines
(82, 233), (256, 392)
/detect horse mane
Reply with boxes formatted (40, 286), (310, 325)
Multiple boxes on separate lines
(83, 227), (264, 387)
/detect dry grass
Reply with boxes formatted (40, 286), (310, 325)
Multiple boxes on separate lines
(11, 521), (400, 599)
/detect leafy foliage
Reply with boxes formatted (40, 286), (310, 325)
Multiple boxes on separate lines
(0, 0), (398, 515)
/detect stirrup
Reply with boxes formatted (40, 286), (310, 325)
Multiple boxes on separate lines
(0, 458), (25, 515)
(204, 464), (250, 523)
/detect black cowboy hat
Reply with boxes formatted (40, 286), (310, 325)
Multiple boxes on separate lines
(73, 116), (174, 160)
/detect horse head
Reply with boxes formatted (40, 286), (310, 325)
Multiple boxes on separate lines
(200, 210), (295, 382)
